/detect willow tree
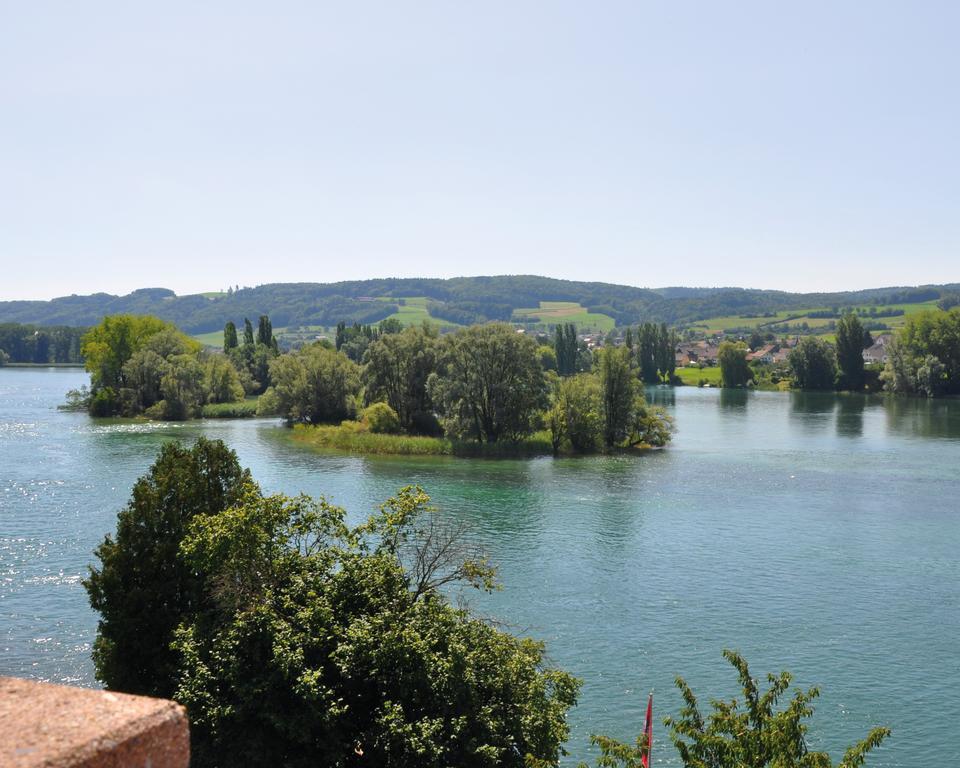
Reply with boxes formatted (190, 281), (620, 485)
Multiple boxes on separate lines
(429, 323), (548, 442)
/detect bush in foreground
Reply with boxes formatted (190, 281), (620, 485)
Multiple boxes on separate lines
(84, 438), (253, 698)
(87, 440), (580, 767)
(570, 650), (889, 768)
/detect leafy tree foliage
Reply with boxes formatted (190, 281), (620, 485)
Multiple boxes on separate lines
(82, 315), (205, 416)
(881, 309), (960, 396)
(362, 401), (401, 433)
(269, 342), (361, 424)
(718, 342), (752, 388)
(202, 353), (245, 405)
(788, 337), (838, 391)
(555, 323), (579, 376)
(257, 314), (274, 347)
(835, 313), (866, 390)
(547, 366), (672, 453)
(170, 485), (580, 768)
(656, 322), (678, 382)
(937, 292), (960, 311)
(223, 321), (238, 351)
(428, 323), (548, 442)
(362, 325), (439, 433)
(664, 650), (889, 768)
(553, 374), (602, 453)
(637, 323), (660, 383)
(597, 347), (637, 447)
(0, 323), (85, 364)
(83, 439), (253, 698)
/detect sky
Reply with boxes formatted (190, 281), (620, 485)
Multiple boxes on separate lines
(1, 1), (958, 301)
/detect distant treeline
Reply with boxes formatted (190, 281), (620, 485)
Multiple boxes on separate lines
(0, 323), (85, 364)
(4, 277), (959, 333)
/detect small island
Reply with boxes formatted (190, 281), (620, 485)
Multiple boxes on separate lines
(66, 314), (673, 457)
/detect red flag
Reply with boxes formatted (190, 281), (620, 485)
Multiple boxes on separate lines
(641, 693), (653, 768)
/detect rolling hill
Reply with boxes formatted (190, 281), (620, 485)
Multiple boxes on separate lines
(1, 276), (956, 334)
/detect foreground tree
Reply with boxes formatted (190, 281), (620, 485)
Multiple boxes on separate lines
(83, 439), (253, 698)
(171, 485), (580, 768)
(665, 650), (889, 768)
(835, 313), (866, 390)
(577, 651), (889, 768)
(429, 323), (548, 442)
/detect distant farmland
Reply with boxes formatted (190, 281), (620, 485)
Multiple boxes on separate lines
(512, 301), (615, 332)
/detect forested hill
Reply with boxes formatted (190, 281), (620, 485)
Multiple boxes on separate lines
(1, 276), (957, 333)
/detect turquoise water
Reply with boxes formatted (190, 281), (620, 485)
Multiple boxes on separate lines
(2, 368), (958, 765)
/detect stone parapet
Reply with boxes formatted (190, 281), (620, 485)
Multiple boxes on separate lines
(0, 676), (189, 768)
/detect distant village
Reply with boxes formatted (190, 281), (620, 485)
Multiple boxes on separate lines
(511, 327), (896, 369)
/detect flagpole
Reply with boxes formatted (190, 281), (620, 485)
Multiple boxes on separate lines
(642, 692), (653, 768)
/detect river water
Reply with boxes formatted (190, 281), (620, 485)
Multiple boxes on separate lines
(1, 367), (958, 765)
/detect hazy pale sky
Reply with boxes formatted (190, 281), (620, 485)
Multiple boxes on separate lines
(2, 2), (958, 300)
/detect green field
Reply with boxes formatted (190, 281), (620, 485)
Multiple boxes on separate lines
(193, 330), (225, 348)
(691, 300), (941, 335)
(513, 301), (616, 332)
(376, 296), (462, 329)
(674, 366), (723, 386)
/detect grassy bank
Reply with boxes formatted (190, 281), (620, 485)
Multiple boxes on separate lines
(200, 398), (259, 418)
(674, 366), (723, 386)
(290, 422), (667, 458)
(291, 423), (558, 457)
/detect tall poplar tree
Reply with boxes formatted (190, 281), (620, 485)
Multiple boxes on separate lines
(223, 321), (238, 351)
(836, 313), (866, 390)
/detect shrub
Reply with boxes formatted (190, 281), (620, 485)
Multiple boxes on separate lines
(362, 402), (401, 434)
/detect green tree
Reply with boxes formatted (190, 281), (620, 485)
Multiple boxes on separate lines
(718, 341), (752, 388)
(83, 439), (253, 698)
(597, 346), (636, 447)
(664, 650), (889, 768)
(557, 374), (602, 453)
(539, 345), (558, 372)
(555, 323), (579, 376)
(656, 323), (677, 382)
(223, 321), (238, 352)
(243, 317), (255, 348)
(362, 401), (401, 433)
(173, 486), (580, 768)
(836, 313), (866, 390)
(881, 309), (960, 396)
(158, 354), (205, 420)
(202, 353), (245, 404)
(257, 314), (273, 347)
(428, 323), (548, 442)
(269, 342), (361, 424)
(362, 325), (439, 433)
(788, 337), (837, 391)
(82, 315), (176, 415)
(637, 324), (660, 384)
